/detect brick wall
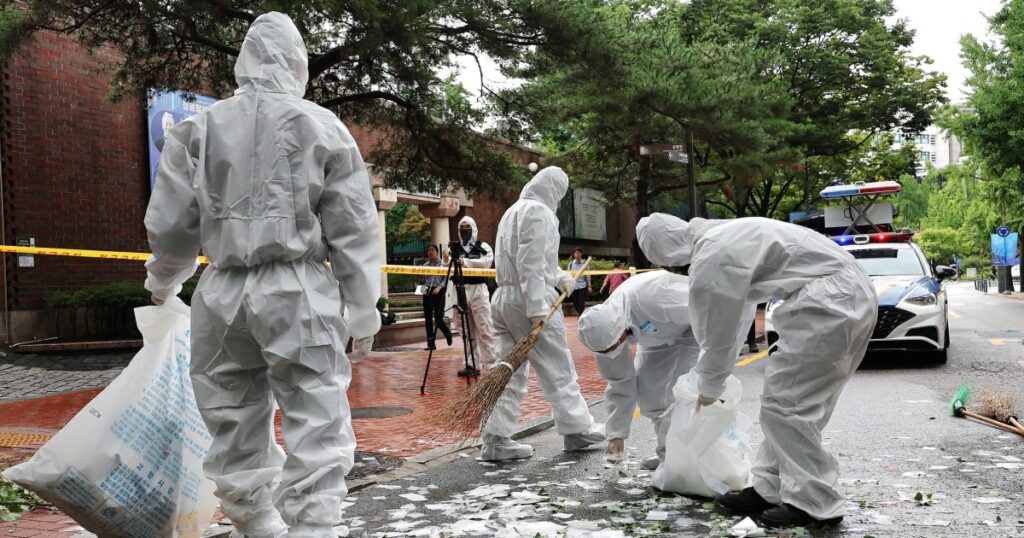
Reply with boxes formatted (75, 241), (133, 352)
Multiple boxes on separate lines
(0, 31), (635, 341)
(1, 31), (149, 315)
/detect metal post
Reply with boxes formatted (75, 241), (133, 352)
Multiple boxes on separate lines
(686, 128), (697, 221)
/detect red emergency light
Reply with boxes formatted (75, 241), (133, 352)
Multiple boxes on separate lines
(832, 232), (915, 245)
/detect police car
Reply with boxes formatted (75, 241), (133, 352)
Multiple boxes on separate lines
(765, 232), (956, 362)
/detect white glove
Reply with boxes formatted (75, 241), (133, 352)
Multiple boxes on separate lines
(346, 307), (382, 340)
(557, 271), (577, 295)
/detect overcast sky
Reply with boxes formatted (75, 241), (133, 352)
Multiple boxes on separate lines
(452, 1), (1005, 114)
(892, 0), (1002, 102)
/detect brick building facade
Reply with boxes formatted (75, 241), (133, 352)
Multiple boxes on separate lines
(0, 31), (635, 343)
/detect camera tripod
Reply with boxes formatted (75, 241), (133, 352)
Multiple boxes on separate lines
(420, 246), (479, 394)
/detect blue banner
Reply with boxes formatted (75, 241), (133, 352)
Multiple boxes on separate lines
(991, 232), (1020, 266)
(146, 90), (218, 191)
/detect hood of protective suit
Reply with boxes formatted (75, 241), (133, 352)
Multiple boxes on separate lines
(459, 215), (479, 245)
(520, 167), (568, 212)
(636, 213), (716, 268)
(577, 294), (629, 352)
(234, 12), (309, 97)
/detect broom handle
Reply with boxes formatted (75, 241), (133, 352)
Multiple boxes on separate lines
(963, 410), (1024, 435)
(1009, 417), (1024, 436)
(528, 257), (593, 336)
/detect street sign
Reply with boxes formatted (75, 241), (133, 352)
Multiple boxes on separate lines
(991, 232), (1020, 266)
(667, 150), (689, 163)
(639, 143), (685, 156)
(997, 226), (1010, 237)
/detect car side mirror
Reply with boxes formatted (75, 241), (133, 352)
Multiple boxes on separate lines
(935, 265), (956, 280)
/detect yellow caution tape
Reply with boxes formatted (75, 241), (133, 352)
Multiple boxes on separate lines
(380, 263), (494, 277)
(0, 245), (209, 264)
(0, 245), (656, 277)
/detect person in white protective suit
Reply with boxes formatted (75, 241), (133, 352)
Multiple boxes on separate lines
(443, 216), (498, 369)
(576, 270), (698, 470)
(479, 166), (606, 461)
(578, 270), (755, 470)
(636, 213), (876, 528)
(144, 12), (379, 537)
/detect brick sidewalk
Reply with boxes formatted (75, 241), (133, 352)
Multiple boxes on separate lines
(0, 316), (609, 536)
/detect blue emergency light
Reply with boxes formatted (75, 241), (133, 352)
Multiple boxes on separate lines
(832, 232), (915, 245)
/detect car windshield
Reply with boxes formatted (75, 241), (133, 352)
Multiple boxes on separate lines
(848, 247), (925, 276)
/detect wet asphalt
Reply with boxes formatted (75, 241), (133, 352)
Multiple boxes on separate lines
(341, 282), (1024, 537)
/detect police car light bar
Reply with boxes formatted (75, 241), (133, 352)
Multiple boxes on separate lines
(820, 180), (902, 199)
(833, 232), (915, 245)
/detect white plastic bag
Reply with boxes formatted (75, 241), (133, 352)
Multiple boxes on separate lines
(652, 368), (752, 497)
(3, 298), (217, 537)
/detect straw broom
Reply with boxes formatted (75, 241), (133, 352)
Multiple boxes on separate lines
(425, 257), (592, 441)
(949, 384), (1024, 436)
(975, 388), (1024, 436)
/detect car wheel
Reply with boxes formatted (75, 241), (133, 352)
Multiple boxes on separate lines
(932, 325), (950, 364)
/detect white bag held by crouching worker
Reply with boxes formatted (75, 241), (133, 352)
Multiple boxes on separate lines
(652, 368), (752, 497)
(3, 298), (217, 537)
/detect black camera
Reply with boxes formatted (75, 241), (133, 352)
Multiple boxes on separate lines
(448, 241), (480, 260)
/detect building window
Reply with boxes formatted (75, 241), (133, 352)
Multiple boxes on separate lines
(929, 135), (936, 145)
(919, 151), (931, 162)
(930, 152), (936, 162)
(916, 134), (930, 144)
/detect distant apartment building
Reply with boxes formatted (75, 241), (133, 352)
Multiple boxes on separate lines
(894, 125), (963, 176)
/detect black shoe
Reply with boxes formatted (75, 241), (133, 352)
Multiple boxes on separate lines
(424, 343), (436, 351)
(445, 332), (453, 346)
(748, 345), (759, 353)
(717, 487), (776, 515)
(759, 504), (842, 527)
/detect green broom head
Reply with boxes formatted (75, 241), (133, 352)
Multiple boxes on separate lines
(949, 384), (971, 417)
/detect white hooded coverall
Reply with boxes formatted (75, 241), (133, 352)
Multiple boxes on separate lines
(144, 12), (380, 537)
(482, 167), (598, 442)
(576, 270), (699, 460)
(637, 214), (876, 520)
(447, 216), (498, 370)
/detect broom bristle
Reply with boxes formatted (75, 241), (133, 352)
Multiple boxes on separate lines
(975, 389), (1017, 423)
(422, 332), (541, 441)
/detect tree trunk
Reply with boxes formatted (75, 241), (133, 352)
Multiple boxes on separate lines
(631, 140), (651, 269)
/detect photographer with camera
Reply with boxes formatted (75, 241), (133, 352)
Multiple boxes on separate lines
(443, 216), (498, 370)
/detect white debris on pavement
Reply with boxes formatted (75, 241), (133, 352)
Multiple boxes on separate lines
(728, 517), (766, 537)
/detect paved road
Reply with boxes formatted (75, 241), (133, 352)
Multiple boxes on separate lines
(341, 282), (1024, 537)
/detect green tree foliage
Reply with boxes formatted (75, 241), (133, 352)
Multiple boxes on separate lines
(385, 202), (431, 245)
(690, 0), (945, 218)
(916, 227), (968, 265)
(0, 0), (600, 194)
(893, 172), (939, 231)
(918, 161), (1001, 262)
(759, 132), (920, 221)
(396, 211), (432, 242)
(504, 0), (944, 250)
(941, 0), (1024, 280)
